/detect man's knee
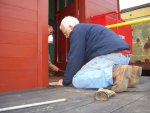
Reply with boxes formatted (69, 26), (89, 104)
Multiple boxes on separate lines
(72, 77), (85, 88)
(72, 77), (80, 88)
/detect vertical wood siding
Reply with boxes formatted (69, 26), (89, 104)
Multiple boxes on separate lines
(0, 0), (48, 92)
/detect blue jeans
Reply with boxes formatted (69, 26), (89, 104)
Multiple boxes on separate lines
(72, 53), (130, 89)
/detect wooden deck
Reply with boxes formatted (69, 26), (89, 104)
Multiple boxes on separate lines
(0, 76), (150, 113)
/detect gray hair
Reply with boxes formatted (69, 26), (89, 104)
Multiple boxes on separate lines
(60, 16), (79, 29)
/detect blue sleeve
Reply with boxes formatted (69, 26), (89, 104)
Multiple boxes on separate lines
(63, 31), (85, 85)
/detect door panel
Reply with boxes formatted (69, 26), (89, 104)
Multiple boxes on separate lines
(0, 0), (48, 92)
(55, 0), (78, 71)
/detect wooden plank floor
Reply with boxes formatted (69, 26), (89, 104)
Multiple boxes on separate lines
(0, 76), (150, 113)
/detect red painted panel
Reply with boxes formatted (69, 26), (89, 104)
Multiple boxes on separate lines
(0, 58), (37, 70)
(0, 17), (37, 33)
(37, 0), (49, 88)
(0, 0), (37, 10)
(85, 0), (118, 22)
(117, 24), (132, 54)
(0, 44), (37, 57)
(0, 70), (37, 92)
(0, 30), (37, 45)
(0, 3), (37, 21)
(0, 0), (48, 92)
(0, 58), (37, 92)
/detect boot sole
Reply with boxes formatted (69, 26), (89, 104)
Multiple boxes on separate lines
(95, 91), (109, 101)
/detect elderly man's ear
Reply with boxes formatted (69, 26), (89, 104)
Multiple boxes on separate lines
(69, 25), (74, 30)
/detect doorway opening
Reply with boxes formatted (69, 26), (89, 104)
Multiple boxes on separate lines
(48, 0), (74, 83)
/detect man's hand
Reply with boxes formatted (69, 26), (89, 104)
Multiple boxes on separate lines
(49, 79), (63, 87)
(57, 79), (63, 86)
(49, 63), (60, 72)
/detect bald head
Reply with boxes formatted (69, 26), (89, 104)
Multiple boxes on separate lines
(59, 16), (79, 38)
(60, 16), (79, 30)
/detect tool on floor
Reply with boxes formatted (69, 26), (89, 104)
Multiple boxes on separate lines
(0, 98), (66, 112)
(95, 88), (116, 101)
(49, 82), (63, 88)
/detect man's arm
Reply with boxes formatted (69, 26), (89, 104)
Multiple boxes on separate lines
(48, 51), (60, 72)
(63, 32), (85, 86)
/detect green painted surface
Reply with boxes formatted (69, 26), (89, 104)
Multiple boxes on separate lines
(48, 0), (73, 61)
(49, 0), (54, 20)
(67, 0), (73, 5)
(59, 0), (65, 10)
(58, 0), (73, 11)
(48, 43), (54, 61)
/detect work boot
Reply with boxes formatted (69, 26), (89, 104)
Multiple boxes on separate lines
(128, 66), (142, 88)
(111, 65), (132, 93)
(95, 88), (116, 101)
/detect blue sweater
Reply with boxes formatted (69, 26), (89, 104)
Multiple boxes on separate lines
(63, 23), (130, 85)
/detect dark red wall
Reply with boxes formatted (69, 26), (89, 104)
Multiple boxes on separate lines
(0, 0), (48, 92)
(84, 0), (119, 22)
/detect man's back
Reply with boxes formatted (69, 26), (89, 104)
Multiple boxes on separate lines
(71, 23), (130, 62)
